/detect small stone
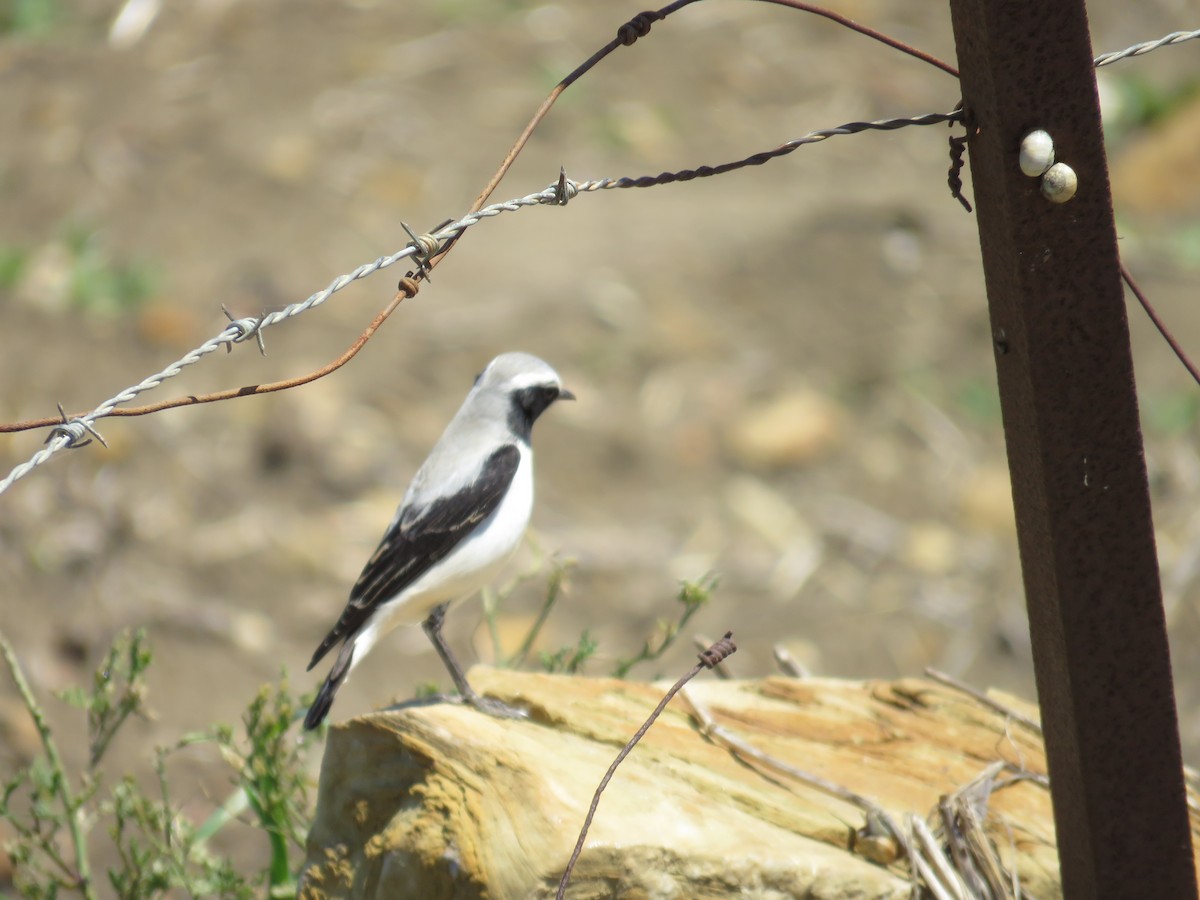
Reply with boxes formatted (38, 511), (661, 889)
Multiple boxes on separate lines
(901, 521), (958, 575)
(726, 388), (842, 468)
(959, 466), (1016, 533)
(229, 610), (274, 655)
(261, 134), (316, 183)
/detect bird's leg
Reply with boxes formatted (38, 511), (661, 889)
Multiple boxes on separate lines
(421, 603), (475, 700)
(421, 603), (527, 719)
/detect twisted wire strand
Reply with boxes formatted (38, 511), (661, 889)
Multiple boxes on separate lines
(0, 186), (569, 495)
(0, 108), (1072, 497)
(568, 111), (963, 192)
(2, 22), (1196, 494)
(1094, 29), (1200, 67)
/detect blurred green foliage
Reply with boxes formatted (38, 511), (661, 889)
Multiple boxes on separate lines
(1144, 389), (1200, 436)
(64, 225), (157, 316)
(0, 630), (317, 899)
(0, 0), (58, 37)
(0, 245), (27, 291)
(1103, 72), (1200, 138)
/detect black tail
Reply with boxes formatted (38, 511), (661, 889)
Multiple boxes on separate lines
(304, 642), (354, 731)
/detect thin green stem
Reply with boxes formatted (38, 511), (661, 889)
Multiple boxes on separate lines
(508, 563), (571, 669)
(0, 632), (98, 900)
(480, 587), (504, 665)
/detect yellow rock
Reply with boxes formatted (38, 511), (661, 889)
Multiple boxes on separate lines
(298, 670), (1105, 899)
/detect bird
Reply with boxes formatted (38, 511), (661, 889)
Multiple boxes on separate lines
(303, 352), (573, 731)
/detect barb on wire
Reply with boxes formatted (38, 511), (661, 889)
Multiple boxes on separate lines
(0, 233), (433, 493)
(616, 9), (666, 46)
(220, 305), (267, 356)
(47, 404), (107, 450)
(0, 176), (584, 443)
(400, 223), (441, 281)
(467, 0), (957, 216)
(1, 279), (424, 433)
(552, 167), (577, 206)
(0, 179), (589, 492)
(0, 105), (965, 494)
(4, 0), (1192, 495)
(1094, 29), (1200, 67)
(0, 0), (962, 495)
(947, 132), (973, 212)
(555, 632), (736, 900)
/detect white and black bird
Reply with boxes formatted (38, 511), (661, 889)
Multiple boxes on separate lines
(304, 352), (573, 730)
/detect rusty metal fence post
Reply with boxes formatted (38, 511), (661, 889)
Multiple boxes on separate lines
(946, 0), (1198, 895)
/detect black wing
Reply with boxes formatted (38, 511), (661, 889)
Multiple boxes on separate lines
(306, 444), (521, 671)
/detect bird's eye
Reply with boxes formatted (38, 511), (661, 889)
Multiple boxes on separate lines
(540, 386), (558, 401)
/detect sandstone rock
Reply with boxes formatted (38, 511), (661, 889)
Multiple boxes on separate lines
(295, 668), (1160, 899)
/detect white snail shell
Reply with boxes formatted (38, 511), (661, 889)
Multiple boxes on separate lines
(1019, 130), (1056, 177)
(1041, 162), (1078, 203)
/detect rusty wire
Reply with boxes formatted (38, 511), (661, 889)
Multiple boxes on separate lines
(555, 632), (736, 899)
(1, 11), (1197, 494)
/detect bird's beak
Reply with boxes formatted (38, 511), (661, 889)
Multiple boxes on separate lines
(558, 387), (576, 402)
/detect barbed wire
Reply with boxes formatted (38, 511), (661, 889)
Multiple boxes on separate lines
(0, 24), (1195, 496)
(572, 111), (964, 190)
(0, 188), (562, 494)
(0, 108), (965, 496)
(1094, 29), (1200, 67)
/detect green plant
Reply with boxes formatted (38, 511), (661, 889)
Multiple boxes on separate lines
(505, 557), (575, 669)
(0, 629), (317, 898)
(0, 244), (27, 290)
(63, 226), (156, 316)
(226, 680), (313, 894)
(105, 761), (250, 898)
(480, 557), (718, 680)
(418, 559), (718, 691)
(1102, 72), (1200, 138)
(538, 631), (598, 675)
(611, 574), (717, 679)
(0, 0), (58, 36)
(1144, 389), (1200, 436)
(954, 376), (1003, 426)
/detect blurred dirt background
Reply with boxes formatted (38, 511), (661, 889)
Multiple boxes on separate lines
(1, 0), (1198, 886)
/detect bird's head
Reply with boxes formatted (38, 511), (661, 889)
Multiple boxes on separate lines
(472, 352), (574, 440)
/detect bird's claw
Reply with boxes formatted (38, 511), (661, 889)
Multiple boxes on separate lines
(463, 693), (529, 719)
